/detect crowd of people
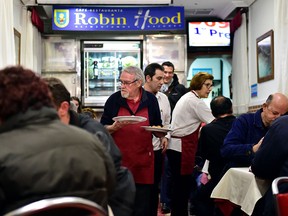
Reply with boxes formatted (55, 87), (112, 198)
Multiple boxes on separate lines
(1, 62), (288, 216)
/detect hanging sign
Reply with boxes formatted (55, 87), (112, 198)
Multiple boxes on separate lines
(52, 6), (184, 31)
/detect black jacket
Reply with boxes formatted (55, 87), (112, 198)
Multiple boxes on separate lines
(0, 107), (116, 214)
(198, 115), (236, 181)
(163, 74), (188, 112)
(70, 110), (136, 216)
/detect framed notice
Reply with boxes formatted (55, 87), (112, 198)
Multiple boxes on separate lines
(256, 30), (274, 83)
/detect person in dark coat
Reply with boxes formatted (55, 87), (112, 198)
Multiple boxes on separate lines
(0, 66), (116, 214)
(195, 96), (236, 216)
(160, 61), (188, 113)
(43, 77), (136, 216)
(251, 115), (288, 216)
(159, 61), (188, 213)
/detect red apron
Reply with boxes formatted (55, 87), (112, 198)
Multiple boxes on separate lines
(180, 126), (201, 175)
(112, 107), (154, 184)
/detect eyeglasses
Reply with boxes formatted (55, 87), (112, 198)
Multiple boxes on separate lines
(202, 82), (213, 89)
(118, 79), (138, 86)
(267, 106), (281, 116)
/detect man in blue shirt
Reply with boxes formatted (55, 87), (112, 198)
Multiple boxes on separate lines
(221, 93), (288, 169)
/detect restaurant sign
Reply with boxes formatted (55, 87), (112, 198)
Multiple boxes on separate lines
(52, 6), (184, 31)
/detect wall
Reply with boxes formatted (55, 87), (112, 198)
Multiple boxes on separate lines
(248, 0), (275, 106)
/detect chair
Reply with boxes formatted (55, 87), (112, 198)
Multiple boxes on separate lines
(272, 177), (288, 216)
(4, 197), (107, 216)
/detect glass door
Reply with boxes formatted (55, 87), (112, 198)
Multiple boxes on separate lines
(82, 41), (142, 107)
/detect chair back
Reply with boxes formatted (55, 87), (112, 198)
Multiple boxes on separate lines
(272, 177), (288, 216)
(3, 197), (107, 216)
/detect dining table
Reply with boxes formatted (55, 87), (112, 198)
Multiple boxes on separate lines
(210, 167), (270, 216)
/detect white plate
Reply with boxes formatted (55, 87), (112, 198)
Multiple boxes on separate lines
(112, 115), (147, 124)
(141, 126), (172, 133)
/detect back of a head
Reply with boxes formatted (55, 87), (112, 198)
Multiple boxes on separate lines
(43, 77), (71, 109)
(210, 96), (233, 118)
(0, 66), (54, 122)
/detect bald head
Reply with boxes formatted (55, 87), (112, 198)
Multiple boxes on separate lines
(262, 93), (288, 127)
(267, 93), (288, 111)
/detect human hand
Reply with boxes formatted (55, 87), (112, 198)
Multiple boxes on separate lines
(106, 121), (131, 133)
(252, 137), (264, 153)
(160, 137), (168, 153)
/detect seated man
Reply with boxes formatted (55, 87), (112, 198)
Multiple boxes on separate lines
(0, 66), (116, 214)
(251, 115), (288, 216)
(221, 93), (288, 169)
(195, 96), (236, 216)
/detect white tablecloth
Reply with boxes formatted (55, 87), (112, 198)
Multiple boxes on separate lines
(211, 167), (270, 215)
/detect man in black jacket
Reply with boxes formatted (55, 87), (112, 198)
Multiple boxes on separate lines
(43, 77), (136, 216)
(251, 115), (288, 216)
(160, 61), (187, 213)
(160, 61), (188, 112)
(195, 96), (236, 215)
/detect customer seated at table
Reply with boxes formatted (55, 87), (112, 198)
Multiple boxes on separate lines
(0, 66), (116, 214)
(221, 93), (288, 169)
(195, 96), (236, 216)
(251, 115), (288, 216)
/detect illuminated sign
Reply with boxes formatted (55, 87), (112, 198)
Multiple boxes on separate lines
(52, 6), (184, 31)
(188, 21), (231, 47)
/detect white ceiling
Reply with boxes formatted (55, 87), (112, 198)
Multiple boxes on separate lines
(174, 0), (256, 19)
(22, 0), (256, 20)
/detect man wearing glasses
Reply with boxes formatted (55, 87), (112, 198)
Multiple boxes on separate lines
(221, 93), (288, 170)
(101, 66), (163, 216)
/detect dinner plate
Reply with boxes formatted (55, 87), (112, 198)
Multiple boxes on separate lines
(112, 115), (147, 123)
(141, 126), (172, 133)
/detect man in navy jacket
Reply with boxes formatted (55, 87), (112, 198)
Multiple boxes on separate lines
(221, 93), (288, 169)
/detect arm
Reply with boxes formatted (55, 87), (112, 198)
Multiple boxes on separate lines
(195, 100), (214, 124)
(100, 93), (122, 134)
(221, 115), (262, 165)
(251, 118), (288, 180)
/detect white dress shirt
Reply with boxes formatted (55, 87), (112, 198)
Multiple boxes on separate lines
(152, 91), (171, 151)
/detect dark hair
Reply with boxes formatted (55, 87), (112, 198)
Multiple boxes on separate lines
(0, 66), (54, 121)
(42, 77), (70, 109)
(71, 96), (82, 113)
(144, 63), (164, 79)
(265, 94), (273, 104)
(190, 72), (214, 90)
(162, 61), (175, 72)
(210, 96), (233, 118)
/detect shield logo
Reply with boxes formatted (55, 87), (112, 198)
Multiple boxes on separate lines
(54, 9), (69, 28)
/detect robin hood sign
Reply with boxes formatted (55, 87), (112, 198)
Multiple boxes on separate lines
(52, 6), (184, 31)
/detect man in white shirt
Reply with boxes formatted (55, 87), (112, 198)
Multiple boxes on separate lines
(144, 63), (171, 216)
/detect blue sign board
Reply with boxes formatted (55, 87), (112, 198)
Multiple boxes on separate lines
(251, 83), (257, 97)
(52, 6), (185, 31)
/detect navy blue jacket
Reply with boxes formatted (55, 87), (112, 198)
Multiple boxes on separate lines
(221, 109), (268, 167)
(251, 116), (288, 216)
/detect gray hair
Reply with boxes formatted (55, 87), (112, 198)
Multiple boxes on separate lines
(122, 66), (145, 86)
